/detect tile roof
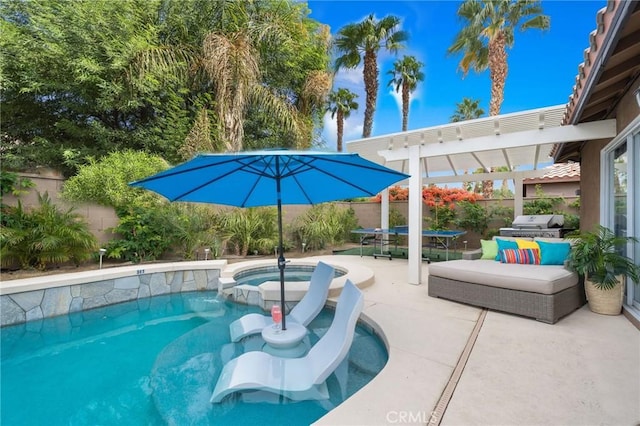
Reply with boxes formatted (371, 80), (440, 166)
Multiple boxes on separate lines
(553, 0), (640, 162)
(523, 162), (580, 183)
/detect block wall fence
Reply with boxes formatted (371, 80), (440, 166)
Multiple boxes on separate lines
(4, 170), (578, 250)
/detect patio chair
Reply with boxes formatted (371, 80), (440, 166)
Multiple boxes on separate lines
(210, 280), (364, 403)
(228, 261), (335, 342)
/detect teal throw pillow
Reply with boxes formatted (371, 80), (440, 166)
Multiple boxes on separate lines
(495, 238), (519, 261)
(480, 239), (498, 260)
(537, 240), (571, 265)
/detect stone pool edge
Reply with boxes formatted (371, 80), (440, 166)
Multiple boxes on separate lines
(0, 261), (228, 326)
(0, 257), (375, 327)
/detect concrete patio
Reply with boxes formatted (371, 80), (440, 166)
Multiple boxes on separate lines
(309, 255), (639, 426)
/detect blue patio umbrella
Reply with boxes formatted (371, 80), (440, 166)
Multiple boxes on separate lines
(130, 150), (409, 329)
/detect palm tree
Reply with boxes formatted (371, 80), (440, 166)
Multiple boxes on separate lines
(448, 0), (549, 198)
(387, 56), (424, 131)
(334, 14), (408, 138)
(448, 0), (549, 116)
(450, 97), (485, 122)
(327, 88), (359, 152)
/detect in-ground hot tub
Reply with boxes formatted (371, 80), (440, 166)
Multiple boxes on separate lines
(218, 257), (373, 312)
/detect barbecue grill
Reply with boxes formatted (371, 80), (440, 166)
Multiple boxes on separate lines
(500, 214), (571, 238)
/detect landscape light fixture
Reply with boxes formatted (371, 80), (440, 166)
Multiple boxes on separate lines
(99, 248), (106, 269)
(204, 248), (210, 261)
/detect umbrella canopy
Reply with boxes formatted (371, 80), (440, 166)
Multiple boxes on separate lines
(130, 150), (410, 329)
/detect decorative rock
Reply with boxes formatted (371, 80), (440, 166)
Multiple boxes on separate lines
(41, 287), (73, 318)
(26, 306), (44, 322)
(106, 288), (139, 305)
(206, 270), (219, 290)
(149, 273), (169, 296)
(11, 290), (44, 312)
(71, 285), (82, 297)
(80, 281), (113, 298)
(192, 270), (207, 290)
(169, 272), (182, 293)
(114, 276), (140, 290)
(140, 274), (152, 285)
(182, 274), (198, 292)
(83, 295), (108, 310)
(1, 296), (26, 326)
(138, 283), (151, 300)
(70, 297), (84, 313)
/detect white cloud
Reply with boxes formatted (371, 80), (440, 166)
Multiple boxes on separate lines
(334, 66), (364, 86)
(388, 86), (423, 127)
(322, 111), (364, 151)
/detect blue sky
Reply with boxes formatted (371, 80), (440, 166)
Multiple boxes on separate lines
(307, 0), (605, 151)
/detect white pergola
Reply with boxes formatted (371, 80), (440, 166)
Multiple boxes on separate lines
(347, 104), (616, 284)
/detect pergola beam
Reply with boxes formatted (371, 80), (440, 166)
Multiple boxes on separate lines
(379, 120), (616, 163)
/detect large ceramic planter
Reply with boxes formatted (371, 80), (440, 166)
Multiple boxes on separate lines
(585, 275), (625, 315)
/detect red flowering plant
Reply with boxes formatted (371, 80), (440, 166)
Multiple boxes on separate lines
(372, 185), (482, 230)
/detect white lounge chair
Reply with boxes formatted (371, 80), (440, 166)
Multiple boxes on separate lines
(210, 280), (364, 403)
(228, 261), (335, 343)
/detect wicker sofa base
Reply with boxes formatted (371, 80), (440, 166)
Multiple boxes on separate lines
(428, 275), (586, 324)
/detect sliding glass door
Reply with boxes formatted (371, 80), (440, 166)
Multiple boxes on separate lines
(603, 120), (639, 311)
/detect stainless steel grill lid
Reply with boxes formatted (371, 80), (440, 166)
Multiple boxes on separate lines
(511, 214), (564, 229)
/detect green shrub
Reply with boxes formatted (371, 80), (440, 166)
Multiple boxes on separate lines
(454, 201), (489, 236)
(0, 193), (97, 269)
(61, 150), (168, 208)
(218, 207), (279, 256)
(292, 203), (359, 250)
(389, 207), (406, 228)
(172, 204), (221, 260)
(0, 171), (34, 201)
(523, 185), (563, 215)
(425, 205), (456, 230)
(564, 213), (580, 230)
(106, 204), (182, 263)
(488, 204), (514, 227)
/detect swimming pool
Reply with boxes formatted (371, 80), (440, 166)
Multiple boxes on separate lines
(233, 264), (346, 286)
(1, 291), (387, 425)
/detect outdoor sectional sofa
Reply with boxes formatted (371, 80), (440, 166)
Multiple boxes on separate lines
(427, 237), (586, 324)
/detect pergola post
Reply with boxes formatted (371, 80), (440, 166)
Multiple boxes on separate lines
(408, 145), (422, 285)
(514, 176), (524, 217)
(380, 187), (389, 251)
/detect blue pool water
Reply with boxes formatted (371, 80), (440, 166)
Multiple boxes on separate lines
(1, 291), (387, 425)
(234, 265), (345, 286)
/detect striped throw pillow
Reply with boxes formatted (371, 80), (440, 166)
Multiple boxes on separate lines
(499, 248), (541, 265)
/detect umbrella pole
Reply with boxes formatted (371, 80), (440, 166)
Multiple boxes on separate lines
(276, 163), (287, 331)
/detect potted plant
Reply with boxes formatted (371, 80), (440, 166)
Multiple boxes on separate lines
(567, 225), (640, 315)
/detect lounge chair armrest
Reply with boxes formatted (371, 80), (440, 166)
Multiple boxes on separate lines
(462, 248), (482, 260)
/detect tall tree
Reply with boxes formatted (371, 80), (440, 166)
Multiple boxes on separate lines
(141, 0), (331, 152)
(387, 55), (424, 131)
(0, 0), (186, 173)
(450, 97), (485, 122)
(448, 0), (549, 116)
(448, 0), (549, 197)
(334, 14), (408, 138)
(1, 0), (331, 173)
(327, 88), (359, 152)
